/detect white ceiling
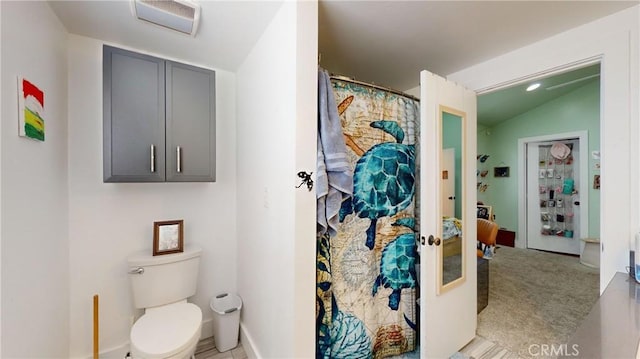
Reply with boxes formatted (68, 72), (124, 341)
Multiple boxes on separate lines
(319, 1), (638, 91)
(48, 0), (283, 71)
(48, 0), (636, 125)
(48, 0), (637, 88)
(478, 63), (600, 126)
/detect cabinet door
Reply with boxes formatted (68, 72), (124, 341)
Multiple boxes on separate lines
(103, 45), (166, 182)
(165, 61), (216, 182)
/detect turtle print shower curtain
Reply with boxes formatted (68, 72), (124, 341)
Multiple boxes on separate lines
(317, 79), (420, 359)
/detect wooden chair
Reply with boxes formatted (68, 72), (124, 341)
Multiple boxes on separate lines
(477, 218), (498, 258)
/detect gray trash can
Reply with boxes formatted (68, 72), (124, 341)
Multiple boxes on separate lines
(210, 293), (242, 352)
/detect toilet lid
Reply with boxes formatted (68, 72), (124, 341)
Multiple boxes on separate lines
(131, 302), (202, 357)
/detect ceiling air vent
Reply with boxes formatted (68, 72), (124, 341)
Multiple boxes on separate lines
(131, 0), (201, 36)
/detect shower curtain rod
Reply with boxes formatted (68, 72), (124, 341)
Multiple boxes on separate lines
(329, 74), (420, 102)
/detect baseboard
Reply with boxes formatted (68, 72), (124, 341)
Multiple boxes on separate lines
(201, 317), (213, 339)
(240, 323), (262, 359)
(86, 342), (129, 359)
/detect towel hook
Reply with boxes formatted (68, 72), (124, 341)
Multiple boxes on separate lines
(296, 171), (314, 191)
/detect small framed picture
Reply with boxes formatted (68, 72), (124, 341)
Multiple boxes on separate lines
(494, 166), (510, 177)
(477, 205), (493, 221)
(153, 220), (184, 256)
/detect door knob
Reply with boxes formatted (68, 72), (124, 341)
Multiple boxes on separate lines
(427, 235), (441, 246)
(448, 196), (455, 200)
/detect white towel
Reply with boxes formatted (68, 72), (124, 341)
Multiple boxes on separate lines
(317, 69), (353, 237)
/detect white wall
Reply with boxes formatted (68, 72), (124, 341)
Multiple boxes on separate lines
(0, 2), (4, 355)
(1, 1), (70, 357)
(293, 1), (318, 357)
(236, 1), (317, 357)
(447, 6), (639, 293)
(67, 34), (238, 357)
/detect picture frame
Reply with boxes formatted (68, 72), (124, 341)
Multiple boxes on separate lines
(153, 220), (184, 256)
(17, 76), (45, 141)
(477, 205), (494, 221)
(494, 166), (510, 177)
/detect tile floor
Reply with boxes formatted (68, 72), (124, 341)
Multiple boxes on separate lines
(194, 337), (247, 359)
(194, 335), (514, 359)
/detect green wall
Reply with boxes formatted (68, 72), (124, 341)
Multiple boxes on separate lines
(477, 79), (600, 240)
(477, 124), (491, 205)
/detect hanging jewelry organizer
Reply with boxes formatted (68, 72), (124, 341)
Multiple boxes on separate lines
(538, 142), (576, 238)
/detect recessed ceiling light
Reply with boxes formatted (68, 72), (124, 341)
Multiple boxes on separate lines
(526, 83), (541, 92)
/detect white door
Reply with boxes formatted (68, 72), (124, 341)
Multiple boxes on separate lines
(526, 139), (581, 255)
(442, 148), (456, 218)
(420, 70), (477, 358)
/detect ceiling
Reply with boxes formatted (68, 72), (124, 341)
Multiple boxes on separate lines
(478, 63), (601, 126)
(319, 1), (637, 91)
(48, 0), (283, 72)
(319, 1), (631, 126)
(48, 1), (633, 126)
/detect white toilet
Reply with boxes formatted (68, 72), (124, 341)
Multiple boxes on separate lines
(128, 246), (203, 359)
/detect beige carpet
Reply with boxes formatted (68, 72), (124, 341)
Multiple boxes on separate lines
(476, 246), (599, 358)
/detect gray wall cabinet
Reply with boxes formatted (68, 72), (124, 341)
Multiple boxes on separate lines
(103, 45), (216, 182)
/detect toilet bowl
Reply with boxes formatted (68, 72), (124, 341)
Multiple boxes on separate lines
(127, 247), (203, 359)
(130, 301), (202, 359)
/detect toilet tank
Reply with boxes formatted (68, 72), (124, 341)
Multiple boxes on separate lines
(128, 246), (202, 309)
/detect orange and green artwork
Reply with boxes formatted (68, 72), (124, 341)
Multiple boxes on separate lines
(18, 77), (45, 141)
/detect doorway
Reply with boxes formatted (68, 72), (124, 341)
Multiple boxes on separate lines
(442, 148), (456, 218)
(523, 134), (588, 255)
(473, 63), (601, 355)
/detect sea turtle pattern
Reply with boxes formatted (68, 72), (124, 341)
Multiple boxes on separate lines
(340, 120), (416, 250)
(372, 217), (417, 310)
(319, 83), (419, 358)
(316, 235), (372, 359)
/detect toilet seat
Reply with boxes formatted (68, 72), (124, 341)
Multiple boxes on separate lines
(131, 302), (202, 358)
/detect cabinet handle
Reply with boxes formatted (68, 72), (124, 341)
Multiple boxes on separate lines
(176, 146), (182, 173)
(150, 145), (156, 173)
